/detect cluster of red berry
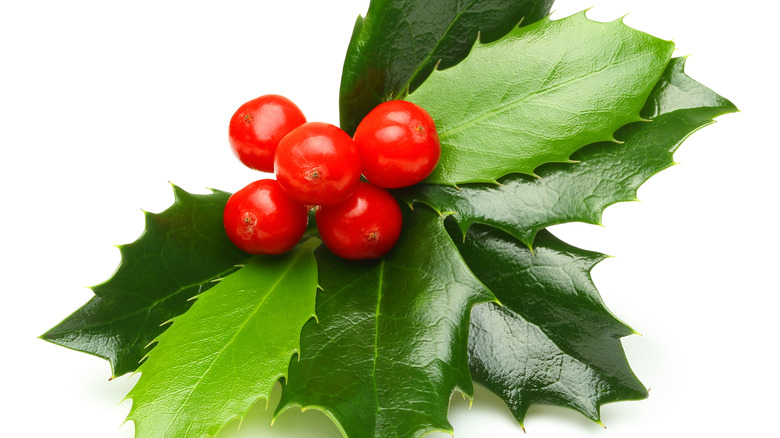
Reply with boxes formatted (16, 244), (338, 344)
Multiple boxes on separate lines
(223, 95), (441, 260)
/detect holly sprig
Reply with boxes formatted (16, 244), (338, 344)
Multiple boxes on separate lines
(42, 1), (736, 437)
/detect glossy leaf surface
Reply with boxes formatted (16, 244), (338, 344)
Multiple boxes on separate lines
(459, 225), (647, 425)
(339, 0), (554, 134)
(276, 208), (495, 438)
(406, 12), (674, 185)
(41, 186), (252, 377)
(126, 239), (319, 438)
(399, 57), (738, 246)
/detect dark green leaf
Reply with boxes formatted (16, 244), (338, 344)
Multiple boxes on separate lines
(458, 224), (647, 426)
(41, 185), (253, 377)
(276, 208), (495, 438)
(399, 57), (738, 246)
(406, 12), (674, 184)
(339, 0), (554, 134)
(126, 239), (320, 438)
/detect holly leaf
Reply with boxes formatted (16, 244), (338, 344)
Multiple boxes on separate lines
(41, 185), (253, 377)
(458, 224), (647, 426)
(126, 238), (319, 438)
(399, 57), (738, 246)
(276, 208), (495, 438)
(405, 11), (674, 185)
(339, 0), (554, 134)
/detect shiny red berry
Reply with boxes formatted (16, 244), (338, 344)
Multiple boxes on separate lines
(316, 182), (402, 260)
(223, 179), (308, 255)
(274, 122), (361, 206)
(228, 94), (306, 172)
(353, 100), (440, 188)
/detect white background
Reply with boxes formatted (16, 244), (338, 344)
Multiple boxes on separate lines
(1, 0), (777, 436)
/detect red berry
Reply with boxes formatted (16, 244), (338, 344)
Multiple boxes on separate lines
(274, 122), (361, 206)
(223, 179), (308, 255)
(353, 100), (440, 188)
(316, 182), (402, 260)
(228, 94), (306, 172)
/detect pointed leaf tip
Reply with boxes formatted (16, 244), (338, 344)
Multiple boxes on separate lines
(41, 185), (253, 377)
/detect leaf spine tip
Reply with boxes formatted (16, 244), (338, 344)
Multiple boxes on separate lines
(615, 12), (630, 24)
(170, 182), (186, 199)
(440, 210), (457, 219)
(580, 7), (594, 20)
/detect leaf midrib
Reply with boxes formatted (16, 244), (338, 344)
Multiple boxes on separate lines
(371, 258), (386, 415)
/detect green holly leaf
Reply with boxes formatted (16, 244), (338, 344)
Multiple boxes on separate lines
(458, 224), (647, 426)
(339, 0), (554, 134)
(399, 57), (738, 246)
(126, 238), (319, 438)
(41, 185), (253, 377)
(405, 12), (674, 185)
(276, 208), (495, 438)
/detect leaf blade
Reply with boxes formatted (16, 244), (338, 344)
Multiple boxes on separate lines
(126, 239), (319, 438)
(406, 12), (675, 184)
(277, 208), (495, 438)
